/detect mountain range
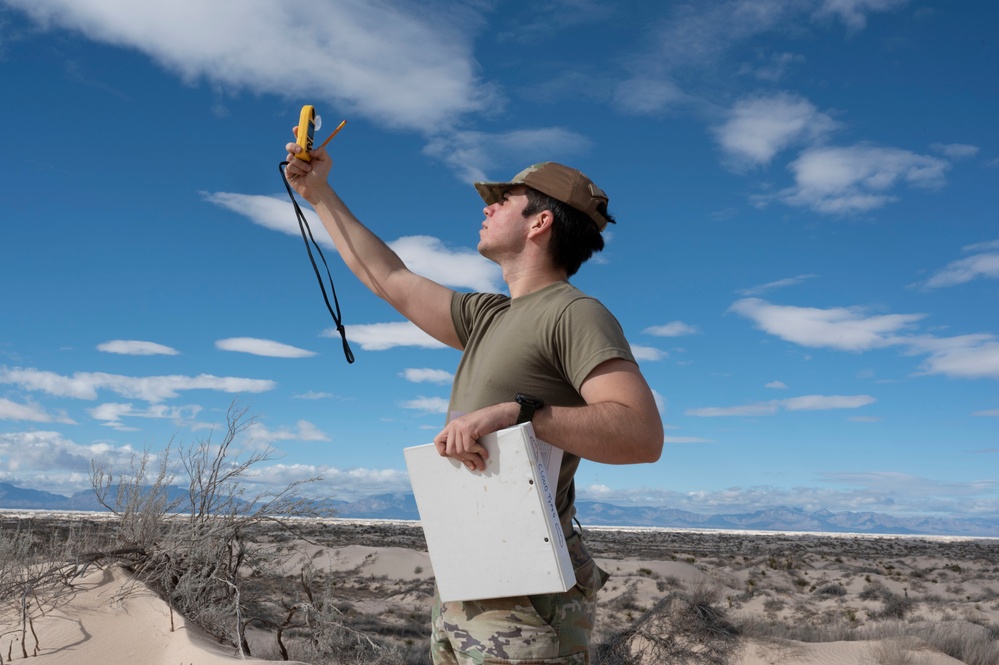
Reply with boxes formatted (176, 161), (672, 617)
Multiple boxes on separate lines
(1, 483), (995, 538)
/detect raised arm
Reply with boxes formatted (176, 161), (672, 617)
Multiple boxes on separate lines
(283, 138), (460, 349)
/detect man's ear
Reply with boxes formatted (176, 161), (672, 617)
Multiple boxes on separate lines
(528, 209), (554, 237)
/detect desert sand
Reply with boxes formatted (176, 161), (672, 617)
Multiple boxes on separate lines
(2, 514), (996, 664)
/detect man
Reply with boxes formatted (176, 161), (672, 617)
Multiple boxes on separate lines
(284, 138), (664, 664)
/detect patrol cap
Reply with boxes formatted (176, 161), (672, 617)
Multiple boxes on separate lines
(474, 162), (613, 231)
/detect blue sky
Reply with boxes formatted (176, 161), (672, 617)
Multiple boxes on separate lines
(1, 1), (997, 522)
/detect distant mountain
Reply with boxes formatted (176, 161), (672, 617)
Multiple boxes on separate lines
(1, 484), (996, 537)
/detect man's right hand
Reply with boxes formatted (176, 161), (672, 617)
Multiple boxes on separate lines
(284, 129), (333, 205)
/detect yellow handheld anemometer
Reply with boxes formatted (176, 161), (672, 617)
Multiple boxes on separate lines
(283, 106), (354, 363)
(295, 105), (347, 162)
(295, 105), (317, 162)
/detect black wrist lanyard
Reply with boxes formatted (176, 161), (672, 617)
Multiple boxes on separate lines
(279, 162), (354, 364)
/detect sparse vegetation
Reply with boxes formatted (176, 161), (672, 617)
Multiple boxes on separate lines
(3, 484), (998, 664)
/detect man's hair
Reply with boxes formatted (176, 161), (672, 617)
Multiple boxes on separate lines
(522, 187), (612, 277)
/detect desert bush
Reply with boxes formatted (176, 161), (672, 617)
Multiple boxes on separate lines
(915, 621), (999, 665)
(862, 637), (925, 665)
(594, 583), (741, 665)
(88, 401), (331, 657)
(816, 583), (847, 597)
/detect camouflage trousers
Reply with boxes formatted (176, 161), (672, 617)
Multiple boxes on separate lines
(430, 532), (609, 664)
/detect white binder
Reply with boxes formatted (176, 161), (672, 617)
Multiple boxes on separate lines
(403, 423), (575, 602)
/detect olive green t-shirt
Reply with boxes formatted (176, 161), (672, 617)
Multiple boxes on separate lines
(449, 280), (636, 532)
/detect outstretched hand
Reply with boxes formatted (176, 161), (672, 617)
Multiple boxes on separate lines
(283, 127), (333, 204)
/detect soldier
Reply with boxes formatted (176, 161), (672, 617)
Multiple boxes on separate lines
(283, 138), (664, 664)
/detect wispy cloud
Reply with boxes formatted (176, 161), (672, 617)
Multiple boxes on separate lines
(216, 337), (316, 358)
(423, 128), (592, 183)
(7, 0), (493, 133)
(89, 402), (202, 431)
(814, 0), (912, 31)
(731, 298), (999, 380)
(687, 394), (875, 417)
(729, 298), (923, 351)
(631, 345), (668, 362)
(922, 238), (999, 289)
(401, 368), (454, 384)
(714, 93), (838, 168)
(930, 142), (980, 159)
(97, 340), (179, 356)
(0, 398), (75, 424)
(643, 321), (699, 337)
(389, 236), (502, 293)
(759, 144), (950, 214)
(244, 420), (331, 446)
(663, 435), (715, 444)
(401, 396), (449, 415)
(739, 274), (817, 296)
(337, 322), (449, 351)
(206, 191), (502, 292)
(611, 0), (911, 115)
(765, 381), (788, 389)
(0, 366), (275, 403)
(906, 334), (999, 381)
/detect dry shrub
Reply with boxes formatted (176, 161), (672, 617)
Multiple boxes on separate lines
(594, 583), (741, 665)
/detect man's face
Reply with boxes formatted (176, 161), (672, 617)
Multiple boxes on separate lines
(477, 185), (532, 260)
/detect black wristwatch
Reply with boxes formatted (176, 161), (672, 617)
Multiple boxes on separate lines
(515, 393), (545, 425)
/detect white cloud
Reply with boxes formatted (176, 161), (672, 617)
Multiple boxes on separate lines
(651, 389), (666, 415)
(930, 143), (980, 159)
(739, 274), (817, 296)
(88, 403), (202, 430)
(630, 345), (668, 362)
(389, 236), (501, 292)
(729, 298), (924, 351)
(663, 435), (714, 444)
(244, 420), (331, 446)
(765, 381), (788, 389)
(98, 340), (179, 356)
(0, 430), (136, 482)
(204, 192), (330, 247)
(240, 463), (412, 502)
(922, 239), (999, 289)
(643, 321), (699, 337)
(292, 391), (337, 400)
(204, 192), (503, 292)
(401, 396), (449, 415)
(0, 366), (275, 403)
(732, 299), (999, 381)
(687, 394), (875, 417)
(216, 337), (316, 358)
(337, 321), (449, 351)
(401, 368), (454, 384)
(714, 93), (838, 167)
(423, 128), (592, 183)
(762, 144), (949, 214)
(908, 335), (999, 381)
(7, 0), (494, 134)
(802, 145), (945, 210)
(0, 398), (75, 424)
(686, 403), (780, 417)
(815, 0), (912, 31)
(611, 78), (687, 115)
(781, 394), (876, 411)
(972, 409), (999, 417)
(611, 0), (908, 117)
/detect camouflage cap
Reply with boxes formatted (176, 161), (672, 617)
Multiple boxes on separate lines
(474, 162), (613, 231)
